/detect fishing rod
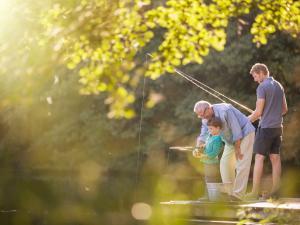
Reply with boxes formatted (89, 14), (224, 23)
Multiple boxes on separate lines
(174, 69), (254, 114)
(174, 69), (226, 103)
(169, 146), (194, 152)
(146, 53), (253, 114)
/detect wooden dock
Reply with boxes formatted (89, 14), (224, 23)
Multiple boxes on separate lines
(160, 198), (300, 224)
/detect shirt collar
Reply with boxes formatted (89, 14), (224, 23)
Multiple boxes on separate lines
(262, 76), (274, 83)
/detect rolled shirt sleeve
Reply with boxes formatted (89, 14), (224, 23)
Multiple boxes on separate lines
(226, 109), (243, 142)
(257, 84), (266, 99)
(211, 103), (255, 145)
(197, 119), (209, 144)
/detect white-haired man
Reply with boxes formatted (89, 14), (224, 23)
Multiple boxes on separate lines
(194, 101), (255, 200)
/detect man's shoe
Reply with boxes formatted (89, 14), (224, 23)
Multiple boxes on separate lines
(197, 195), (209, 201)
(229, 195), (242, 202)
(218, 192), (234, 201)
(260, 191), (279, 200)
(244, 192), (259, 201)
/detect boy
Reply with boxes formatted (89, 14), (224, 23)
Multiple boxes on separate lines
(193, 117), (224, 200)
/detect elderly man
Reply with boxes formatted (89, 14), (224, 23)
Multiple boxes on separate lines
(194, 100), (255, 200)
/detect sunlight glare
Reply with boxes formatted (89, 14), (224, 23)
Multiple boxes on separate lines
(0, 0), (10, 9)
(0, 0), (12, 16)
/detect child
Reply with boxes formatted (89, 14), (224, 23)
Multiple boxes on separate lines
(193, 117), (224, 200)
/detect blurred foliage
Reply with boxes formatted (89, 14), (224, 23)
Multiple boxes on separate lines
(237, 198), (298, 224)
(1, 0), (298, 117)
(0, 0), (300, 224)
(39, 0), (154, 118)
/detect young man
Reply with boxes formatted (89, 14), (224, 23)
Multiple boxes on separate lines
(246, 63), (288, 200)
(194, 100), (255, 200)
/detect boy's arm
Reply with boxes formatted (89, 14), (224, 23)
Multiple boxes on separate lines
(205, 138), (223, 159)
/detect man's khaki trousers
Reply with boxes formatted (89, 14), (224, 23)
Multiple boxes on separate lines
(220, 132), (255, 198)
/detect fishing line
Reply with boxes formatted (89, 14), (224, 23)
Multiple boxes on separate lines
(133, 54), (147, 200)
(146, 53), (253, 114)
(174, 69), (253, 114)
(174, 68), (226, 103)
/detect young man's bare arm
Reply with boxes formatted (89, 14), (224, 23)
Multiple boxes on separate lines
(248, 98), (265, 122)
(282, 95), (288, 115)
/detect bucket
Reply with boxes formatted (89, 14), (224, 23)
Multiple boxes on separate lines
(206, 182), (232, 201)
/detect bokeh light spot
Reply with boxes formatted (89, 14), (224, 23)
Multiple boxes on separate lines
(131, 202), (152, 220)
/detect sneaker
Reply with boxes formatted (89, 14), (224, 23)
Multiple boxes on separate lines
(218, 192), (231, 201)
(244, 192), (259, 201)
(260, 191), (279, 200)
(197, 195), (209, 201)
(229, 194), (242, 202)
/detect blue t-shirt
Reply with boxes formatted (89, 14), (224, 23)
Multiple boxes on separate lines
(257, 77), (285, 128)
(200, 135), (223, 164)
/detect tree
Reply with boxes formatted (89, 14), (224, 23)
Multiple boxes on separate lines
(36, 0), (300, 118)
(1, 0), (299, 119)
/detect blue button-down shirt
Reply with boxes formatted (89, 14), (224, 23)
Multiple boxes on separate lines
(197, 103), (255, 145)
